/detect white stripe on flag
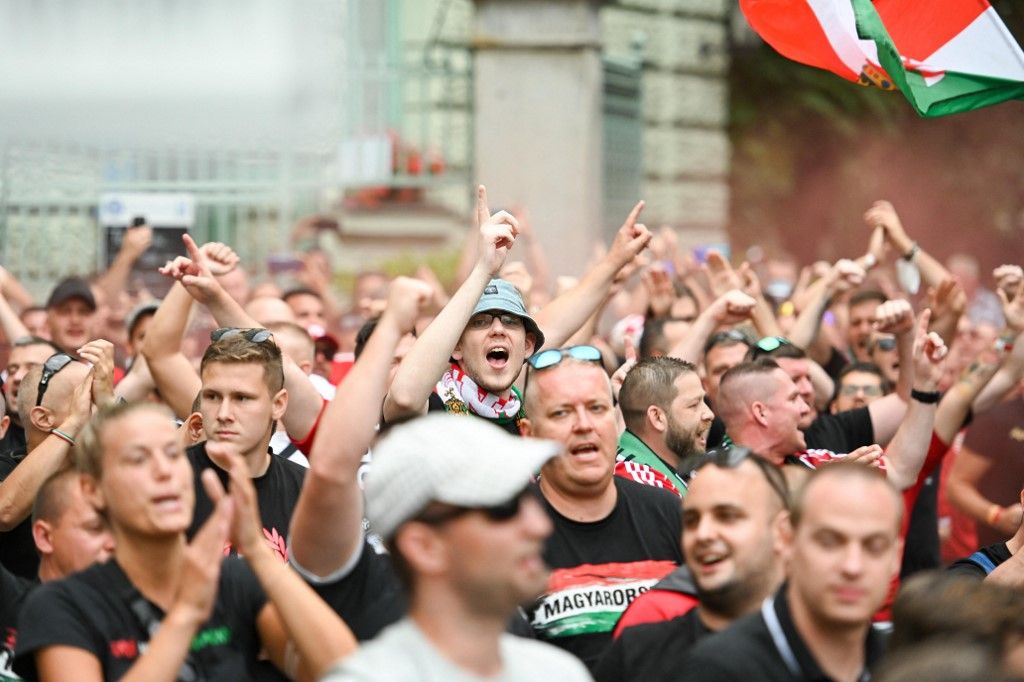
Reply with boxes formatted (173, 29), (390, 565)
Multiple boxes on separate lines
(925, 7), (1024, 82)
(807, 0), (879, 76)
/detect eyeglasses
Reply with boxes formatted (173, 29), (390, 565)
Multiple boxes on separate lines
(839, 383), (883, 397)
(415, 487), (534, 526)
(526, 345), (603, 371)
(873, 337), (897, 352)
(704, 329), (753, 354)
(210, 327), (273, 344)
(36, 353), (74, 407)
(467, 311), (524, 331)
(681, 446), (790, 507)
(750, 336), (794, 359)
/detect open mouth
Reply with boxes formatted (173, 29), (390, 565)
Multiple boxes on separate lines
(569, 443), (600, 457)
(695, 552), (728, 570)
(486, 347), (510, 369)
(152, 495), (182, 511)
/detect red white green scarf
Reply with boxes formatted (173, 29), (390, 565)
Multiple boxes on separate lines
(436, 363), (523, 422)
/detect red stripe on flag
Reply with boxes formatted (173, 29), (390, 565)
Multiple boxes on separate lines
(874, 0), (990, 61)
(740, 0), (860, 81)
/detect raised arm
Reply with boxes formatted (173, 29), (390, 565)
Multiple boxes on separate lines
(140, 283), (201, 419)
(93, 223), (152, 306)
(883, 310), (947, 490)
(0, 286), (30, 344)
(0, 369), (93, 531)
(384, 185), (519, 421)
(291, 277), (431, 576)
(161, 236), (324, 440)
(788, 259), (865, 351)
(666, 290), (755, 364)
(864, 299), (915, 447)
(531, 201), (652, 350)
(974, 275), (1024, 412)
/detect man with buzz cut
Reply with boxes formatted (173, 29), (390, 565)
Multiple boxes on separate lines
(384, 185), (652, 433)
(615, 357), (715, 497)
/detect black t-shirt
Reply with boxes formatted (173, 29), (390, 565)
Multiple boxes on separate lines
(947, 542), (1012, 579)
(528, 477), (684, 672)
(14, 558), (267, 681)
(0, 447), (39, 581)
(0, 564), (34, 680)
(802, 407), (874, 454)
(0, 423), (26, 459)
(679, 584), (887, 681)
(186, 442), (305, 560)
(593, 609), (711, 682)
(305, 538), (407, 642)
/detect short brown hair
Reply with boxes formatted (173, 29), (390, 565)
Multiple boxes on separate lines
(76, 401), (174, 480)
(200, 334), (285, 394)
(789, 462), (902, 530)
(619, 357), (697, 432)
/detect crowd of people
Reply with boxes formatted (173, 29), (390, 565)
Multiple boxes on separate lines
(0, 185), (1022, 681)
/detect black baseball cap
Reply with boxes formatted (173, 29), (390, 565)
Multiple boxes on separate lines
(46, 277), (96, 311)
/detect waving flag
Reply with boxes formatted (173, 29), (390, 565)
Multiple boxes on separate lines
(740, 0), (1024, 116)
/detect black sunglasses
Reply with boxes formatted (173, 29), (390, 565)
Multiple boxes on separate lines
(36, 353), (75, 407)
(681, 446), (790, 507)
(416, 486), (535, 526)
(525, 345), (603, 370)
(210, 327), (273, 344)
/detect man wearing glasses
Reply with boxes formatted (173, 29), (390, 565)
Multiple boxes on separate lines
(384, 186), (652, 434)
(320, 414), (591, 681)
(831, 363), (889, 414)
(519, 347), (684, 672)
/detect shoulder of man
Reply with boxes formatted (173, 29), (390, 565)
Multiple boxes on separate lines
(499, 633), (593, 680)
(614, 460), (681, 496)
(677, 608), (777, 679)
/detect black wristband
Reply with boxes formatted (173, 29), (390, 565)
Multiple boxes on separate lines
(911, 388), (941, 404)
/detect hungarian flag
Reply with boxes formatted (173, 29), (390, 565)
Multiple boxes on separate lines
(740, 0), (1024, 116)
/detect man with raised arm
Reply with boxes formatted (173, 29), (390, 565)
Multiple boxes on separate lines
(288, 276), (433, 641)
(384, 185), (651, 432)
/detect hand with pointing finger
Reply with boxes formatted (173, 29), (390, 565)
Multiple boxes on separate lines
(607, 201), (653, 272)
(475, 185), (520, 276)
(159, 234), (224, 305)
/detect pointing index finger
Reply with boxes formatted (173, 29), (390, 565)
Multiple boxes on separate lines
(623, 200), (645, 230)
(182, 233), (202, 262)
(476, 185), (491, 228)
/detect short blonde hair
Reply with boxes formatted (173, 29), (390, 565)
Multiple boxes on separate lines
(76, 401), (175, 480)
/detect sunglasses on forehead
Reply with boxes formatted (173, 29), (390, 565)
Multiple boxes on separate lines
(750, 336), (793, 359)
(210, 327), (273, 344)
(704, 329), (754, 354)
(415, 486), (535, 526)
(36, 353), (75, 407)
(681, 446), (790, 507)
(525, 345), (603, 371)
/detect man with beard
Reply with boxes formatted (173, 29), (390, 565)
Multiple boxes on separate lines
(594, 447), (789, 681)
(615, 357), (714, 496)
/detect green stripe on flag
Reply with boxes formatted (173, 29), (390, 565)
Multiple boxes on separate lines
(852, 0), (1024, 117)
(536, 611), (622, 639)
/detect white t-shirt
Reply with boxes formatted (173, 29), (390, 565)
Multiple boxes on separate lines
(320, 618), (592, 682)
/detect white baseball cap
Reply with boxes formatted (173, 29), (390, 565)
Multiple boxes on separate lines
(365, 413), (560, 539)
